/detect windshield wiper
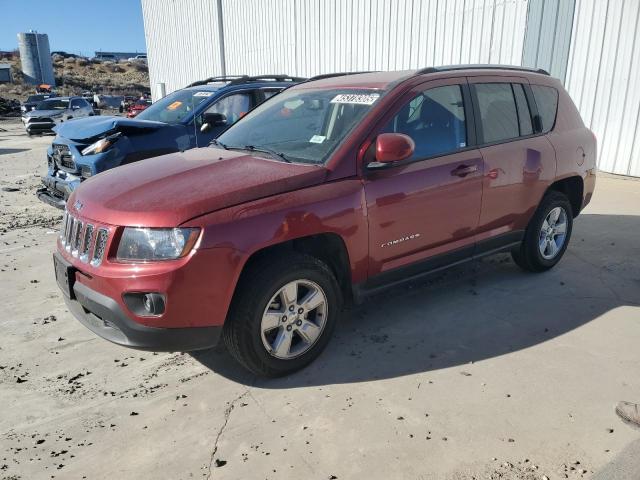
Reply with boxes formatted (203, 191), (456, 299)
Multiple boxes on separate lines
(210, 139), (229, 149)
(242, 145), (292, 163)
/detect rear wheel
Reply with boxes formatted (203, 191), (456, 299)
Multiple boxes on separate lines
(223, 252), (342, 377)
(512, 191), (573, 272)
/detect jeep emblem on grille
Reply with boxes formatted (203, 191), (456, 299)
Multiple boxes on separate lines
(74, 200), (83, 211)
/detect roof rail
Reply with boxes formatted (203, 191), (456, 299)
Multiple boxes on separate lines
(417, 64), (550, 76)
(187, 74), (306, 87)
(306, 71), (377, 82)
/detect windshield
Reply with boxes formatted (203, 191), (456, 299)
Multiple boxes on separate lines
(136, 89), (216, 123)
(36, 99), (69, 110)
(216, 88), (380, 164)
(27, 95), (49, 103)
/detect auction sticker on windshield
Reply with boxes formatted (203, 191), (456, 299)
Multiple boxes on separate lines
(193, 92), (214, 97)
(330, 93), (380, 105)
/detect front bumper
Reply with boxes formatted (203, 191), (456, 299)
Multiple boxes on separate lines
(56, 252), (222, 351)
(38, 172), (81, 209)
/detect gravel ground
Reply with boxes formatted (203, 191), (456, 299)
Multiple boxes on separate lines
(1, 118), (639, 480)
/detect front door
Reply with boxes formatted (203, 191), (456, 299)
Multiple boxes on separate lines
(364, 79), (484, 278)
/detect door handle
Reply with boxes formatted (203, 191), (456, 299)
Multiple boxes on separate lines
(451, 165), (478, 177)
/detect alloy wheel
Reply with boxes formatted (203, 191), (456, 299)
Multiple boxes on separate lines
(538, 206), (568, 260)
(260, 279), (328, 360)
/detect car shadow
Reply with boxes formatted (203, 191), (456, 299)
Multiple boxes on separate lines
(191, 213), (640, 388)
(0, 148), (30, 155)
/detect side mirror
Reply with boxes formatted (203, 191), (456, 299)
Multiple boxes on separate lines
(200, 112), (227, 133)
(368, 133), (415, 169)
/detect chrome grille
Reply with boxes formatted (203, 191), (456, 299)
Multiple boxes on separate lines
(71, 220), (83, 257)
(91, 228), (109, 267)
(80, 224), (94, 262)
(60, 211), (68, 241)
(65, 216), (75, 251)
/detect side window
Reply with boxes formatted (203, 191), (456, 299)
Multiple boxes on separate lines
(69, 99), (79, 109)
(475, 83), (519, 144)
(205, 93), (252, 125)
(513, 84), (533, 136)
(531, 85), (559, 133)
(262, 89), (281, 101)
(382, 85), (467, 160)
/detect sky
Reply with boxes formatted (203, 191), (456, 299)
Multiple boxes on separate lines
(0, 0), (147, 56)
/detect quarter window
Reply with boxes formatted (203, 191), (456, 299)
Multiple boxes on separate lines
(382, 85), (467, 160)
(475, 83), (519, 144)
(531, 85), (559, 133)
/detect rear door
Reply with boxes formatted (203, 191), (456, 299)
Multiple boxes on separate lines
(469, 76), (557, 242)
(363, 78), (484, 278)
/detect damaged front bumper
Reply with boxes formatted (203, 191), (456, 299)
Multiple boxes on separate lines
(37, 172), (81, 209)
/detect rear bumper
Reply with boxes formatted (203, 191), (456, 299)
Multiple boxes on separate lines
(64, 274), (222, 352)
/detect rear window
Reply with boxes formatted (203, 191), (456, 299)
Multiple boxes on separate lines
(475, 83), (519, 144)
(531, 85), (559, 133)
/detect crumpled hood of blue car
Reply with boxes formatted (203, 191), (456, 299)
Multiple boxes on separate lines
(54, 116), (166, 141)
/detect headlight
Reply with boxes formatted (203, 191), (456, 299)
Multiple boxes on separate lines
(81, 133), (121, 155)
(116, 227), (200, 261)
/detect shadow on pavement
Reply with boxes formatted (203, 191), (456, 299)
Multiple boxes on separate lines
(0, 148), (30, 155)
(191, 213), (640, 388)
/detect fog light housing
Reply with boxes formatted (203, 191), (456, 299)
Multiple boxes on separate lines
(123, 292), (166, 317)
(80, 165), (93, 178)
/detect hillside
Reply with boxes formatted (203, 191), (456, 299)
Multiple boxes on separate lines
(0, 53), (150, 101)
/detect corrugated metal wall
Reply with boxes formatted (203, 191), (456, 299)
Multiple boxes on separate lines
(141, 0), (223, 94)
(565, 0), (640, 176)
(143, 0), (530, 93)
(223, 0), (529, 76)
(522, 0), (575, 81)
(141, 0), (640, 176)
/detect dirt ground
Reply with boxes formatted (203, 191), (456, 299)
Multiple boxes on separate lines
(1, 118), (639, 480)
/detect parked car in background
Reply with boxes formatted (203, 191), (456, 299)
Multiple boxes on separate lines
(128, 54), (147, 63)
(119, 95), (138, 113)
(37, 75), (304, 208)
(126, 98), (152, 117)
(22, 96), (94, 135)
(53, 66), (596, 376)
(21, 93), (58, 113)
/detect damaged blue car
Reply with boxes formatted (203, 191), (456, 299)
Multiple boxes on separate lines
(37, 75), (303, 208)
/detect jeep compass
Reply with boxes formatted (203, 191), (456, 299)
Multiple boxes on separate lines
(53, 66), (596, 377)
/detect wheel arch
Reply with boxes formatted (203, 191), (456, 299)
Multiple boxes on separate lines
(545, 175), (584, 217)
(235, 232), (354, 306)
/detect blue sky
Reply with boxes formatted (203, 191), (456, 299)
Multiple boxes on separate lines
(0, 0), (146, 56)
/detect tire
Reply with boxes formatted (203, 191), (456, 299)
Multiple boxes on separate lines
(223, 252), (342, 377)
(512, 190), (573, 272)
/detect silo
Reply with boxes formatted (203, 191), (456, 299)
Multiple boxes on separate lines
(17, 31), (55, 86)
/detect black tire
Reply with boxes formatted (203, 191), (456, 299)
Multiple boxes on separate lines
(223, 252), (342, 377)
(512, 190), (573, 272)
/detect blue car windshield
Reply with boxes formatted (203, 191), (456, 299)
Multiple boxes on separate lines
(136, 89), (217, 123)
(216, 88), (380, 165)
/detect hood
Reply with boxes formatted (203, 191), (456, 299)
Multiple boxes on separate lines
(70, 148), (328, 227)
(25, 109), (62, 118)
(54, 116), (166, 142)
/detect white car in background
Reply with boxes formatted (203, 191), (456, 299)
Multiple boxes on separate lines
(22, 96), (94, 136)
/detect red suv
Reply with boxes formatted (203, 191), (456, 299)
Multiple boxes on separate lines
(54, 66), (596, 376)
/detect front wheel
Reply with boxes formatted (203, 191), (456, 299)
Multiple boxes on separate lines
(223, 252), (342, 377)
(512, 191), (573, 272)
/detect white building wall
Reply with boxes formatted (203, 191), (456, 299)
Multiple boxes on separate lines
(141, 0), (640, 176)
(565, 0), (640, 177)
(224, 0), (529, 76)
(143, 0), (530, 91)
(141, 0), (223, 95)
